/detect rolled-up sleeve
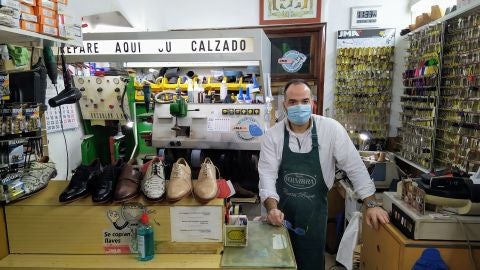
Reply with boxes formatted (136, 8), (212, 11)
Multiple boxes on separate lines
(258, 129), (281, 203)
(332, 121), (376, 200)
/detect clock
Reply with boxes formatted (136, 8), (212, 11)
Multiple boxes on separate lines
(351, 6), (382, 29)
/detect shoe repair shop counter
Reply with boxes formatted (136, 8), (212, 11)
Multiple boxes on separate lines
(0, 181), (296, 269)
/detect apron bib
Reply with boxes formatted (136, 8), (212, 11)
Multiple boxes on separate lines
(277, 119), (328, 270)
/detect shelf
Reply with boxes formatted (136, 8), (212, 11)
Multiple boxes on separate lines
(0, 25), (81, 47)
(394, 153), (430, 173)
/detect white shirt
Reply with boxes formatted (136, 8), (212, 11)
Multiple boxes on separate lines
(258, 115), (376, 203)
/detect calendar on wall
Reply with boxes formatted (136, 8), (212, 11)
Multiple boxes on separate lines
(45, 98), (79, 133)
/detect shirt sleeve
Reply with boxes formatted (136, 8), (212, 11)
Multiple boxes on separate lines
(258, 128), (281, 203)
(332, 121), (376, 200)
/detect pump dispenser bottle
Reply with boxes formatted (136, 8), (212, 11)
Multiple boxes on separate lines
(137, 212), (154, 261)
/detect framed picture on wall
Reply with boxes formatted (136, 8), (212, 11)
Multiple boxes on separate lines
(260, 0), (322, 25)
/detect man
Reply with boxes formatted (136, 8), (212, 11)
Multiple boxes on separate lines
(258, 79), (389, 270)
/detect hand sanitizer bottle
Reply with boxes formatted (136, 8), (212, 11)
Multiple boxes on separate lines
(137, 213), (154, 261)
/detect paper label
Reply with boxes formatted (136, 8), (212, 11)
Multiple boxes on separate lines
(170, 206), (222, 242)
(272, 234), (287, 249)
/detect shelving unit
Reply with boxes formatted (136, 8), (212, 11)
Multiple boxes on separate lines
(435, 11), (480, 172)
(397, 3), (480, 173)
(0, 25), (81, 47)
(399, 24), (442, 170)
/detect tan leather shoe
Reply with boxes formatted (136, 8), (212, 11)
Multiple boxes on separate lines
(193, 157), (218, 203)
(166, 158), (192, 202)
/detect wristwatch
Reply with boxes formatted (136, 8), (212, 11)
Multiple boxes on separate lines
(366, 200), (378, 209)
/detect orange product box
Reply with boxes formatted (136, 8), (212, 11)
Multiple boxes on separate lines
(56, 2), (66, 14)
(20, 3), (35, 14)
(20, 12), (38, 22)
(20, 20), (39, 32)
(36, 0), (56, 10)
(38, 15), (56, 27)
(39, 23), (57, 36)
(20, 0), (36, 6)
(34, 6), (55, 18)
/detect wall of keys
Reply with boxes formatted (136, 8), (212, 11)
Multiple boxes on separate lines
(399, 24), (441, 170)
(335, 45), (394, 149)
(436, 12), (480, 173)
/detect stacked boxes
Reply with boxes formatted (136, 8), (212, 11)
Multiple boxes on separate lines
(6, 0), (81, 41)
(0, 0), (20, 28)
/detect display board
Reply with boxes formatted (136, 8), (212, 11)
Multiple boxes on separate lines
(334, 28), (395, 149)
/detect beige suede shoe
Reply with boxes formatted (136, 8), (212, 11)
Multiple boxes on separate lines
(193, 157), (218, 203)
(166, 158), (192, 202)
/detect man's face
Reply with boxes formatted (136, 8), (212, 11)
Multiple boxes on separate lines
(283, 83), (313, 110)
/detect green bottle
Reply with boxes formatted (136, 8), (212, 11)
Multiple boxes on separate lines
(137, 213), (154, 261)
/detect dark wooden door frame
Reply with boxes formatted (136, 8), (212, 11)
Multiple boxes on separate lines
(262, 23), (326, 114)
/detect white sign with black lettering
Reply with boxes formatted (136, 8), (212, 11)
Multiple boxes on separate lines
(64, 38), (254, 55)
(170, 206), (222, 242)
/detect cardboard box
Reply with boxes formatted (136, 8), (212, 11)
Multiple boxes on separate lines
(56, 1), (65, 14)
(20, 19), (38, 32)
(33, 6), (55, 18)
(0, 0), (20, 10)
(0, 7), (20, 19)
(19, 3), (34, 14)
(20, 12), (36, 22)
(224, 215), (248, 247)
(0, 59), (29, 72)
(39, 23), (57, 36)
(37, 14), (55, 26)
(20, 0), (35, 6)
(36, 0), (55, 10)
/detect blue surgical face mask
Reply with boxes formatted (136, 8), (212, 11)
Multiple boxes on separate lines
(286, 104), (311, 125)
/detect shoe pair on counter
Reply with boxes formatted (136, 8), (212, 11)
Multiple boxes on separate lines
(167, 157), (218, 203)
(59, 159), (146, 204)
(58, 157), (218, 204)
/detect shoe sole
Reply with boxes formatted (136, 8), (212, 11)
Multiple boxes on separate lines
(143, 194), (165, 202)
(113, 192), (140, 203)
(167, 190), (192, 202)
(194, 188), (220, 204)
(59, 193), (90, 204)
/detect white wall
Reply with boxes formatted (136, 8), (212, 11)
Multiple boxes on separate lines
(45, 77), (84, 180)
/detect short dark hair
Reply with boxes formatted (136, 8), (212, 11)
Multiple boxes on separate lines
(284, 79), (311, 97)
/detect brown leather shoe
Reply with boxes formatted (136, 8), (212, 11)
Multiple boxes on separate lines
(193, 157), (218, 203)
(113, 160), (142, 202)
(166, 158), (192, 202)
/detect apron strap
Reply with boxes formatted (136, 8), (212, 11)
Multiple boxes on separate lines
(311, 118), (318, 149)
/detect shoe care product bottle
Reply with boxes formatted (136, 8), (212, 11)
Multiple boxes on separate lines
(187, 78), (194, 103)
(137, 213), (154, 261)
(220, 77), (228, 101)
(237, 87), (244, 103)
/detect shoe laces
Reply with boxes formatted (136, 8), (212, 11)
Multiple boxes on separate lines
(200, 163), (220, 180)
(152, 162), (164, 178)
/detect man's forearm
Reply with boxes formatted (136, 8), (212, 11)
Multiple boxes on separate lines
(264, 197), (278, 212)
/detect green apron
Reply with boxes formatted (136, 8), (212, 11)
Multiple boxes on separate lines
(277, 119), (328, 270)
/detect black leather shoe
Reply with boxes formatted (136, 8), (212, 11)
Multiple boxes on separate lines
(59, 159), (102, 203)
(92, 159), (125, 203)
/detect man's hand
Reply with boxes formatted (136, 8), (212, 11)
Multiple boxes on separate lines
(267, 208), (284, 226)
(365, 207), (389, 230)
